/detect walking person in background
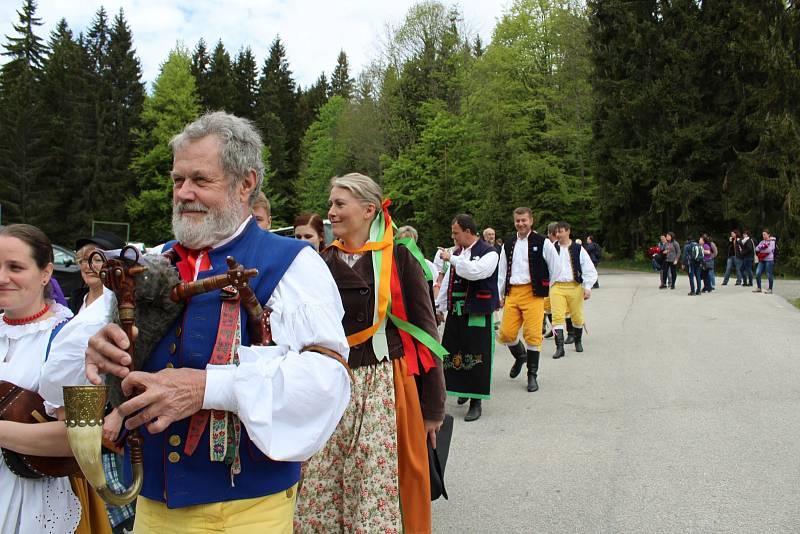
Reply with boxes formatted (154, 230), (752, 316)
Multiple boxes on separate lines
(708, 234), (719, 289)
(740, 230), (755, 287)
(722, 230), (743, 286)
(584, 236), (602, 289)
(656, 234), (667, 287)
(252, 191), (272, 230)
(699, 235), (714, 293)
(483, 227), (502, 254)
(682, 236), (703, 296)
(293, 212), (326, 252)
(753, 229), (776, 294)
(661, 232), (681, 290)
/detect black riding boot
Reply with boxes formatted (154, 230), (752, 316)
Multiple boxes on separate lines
(543, 314), (554, 338)
(526, 350), (540, 392)
(573, 326), (584, 352)
(508, 341), (526, 379)
(565, 317), (575, 344)
(464, 399), (482, 422)
(552, 329), (566, 359)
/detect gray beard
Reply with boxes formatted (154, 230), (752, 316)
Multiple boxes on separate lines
(172, 197), (243, 249)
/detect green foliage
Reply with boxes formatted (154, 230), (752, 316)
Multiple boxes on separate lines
(127, 46), (200, 244)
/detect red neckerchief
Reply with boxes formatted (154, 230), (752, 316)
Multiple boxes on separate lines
(171, 243), (212, 282)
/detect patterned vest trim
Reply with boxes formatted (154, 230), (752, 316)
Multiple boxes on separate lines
(446, 239), (499, 316)
(128, 220), (310, 508)
(554, 242), (584, 284)
(503, 232), (550, 298)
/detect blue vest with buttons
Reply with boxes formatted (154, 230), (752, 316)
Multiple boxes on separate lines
(126, 219), (310, 508)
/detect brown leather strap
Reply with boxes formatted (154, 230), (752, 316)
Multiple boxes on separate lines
(302, 345), (354, 382)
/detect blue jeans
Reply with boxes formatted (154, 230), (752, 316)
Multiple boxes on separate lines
(709, 259), (716, 288)
(756, 260), (774, 290)
(723, 257), (742, 284)
(688, 264), (702, 293)
(741, 258), (753, 285)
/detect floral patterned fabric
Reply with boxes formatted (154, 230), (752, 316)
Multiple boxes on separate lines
(295, 360), (401, 534)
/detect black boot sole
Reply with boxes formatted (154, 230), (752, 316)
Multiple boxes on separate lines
(464, 407), (482, 421)
(527, 376), (539, 392)
(509, 358), (525, 379)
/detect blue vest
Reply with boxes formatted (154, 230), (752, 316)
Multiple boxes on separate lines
(447, 239), (500, 316)
(127, 220), (310, 508)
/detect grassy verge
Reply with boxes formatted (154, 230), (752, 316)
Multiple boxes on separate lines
(599, 258), (655, 273)
(791, 298), (800, 310)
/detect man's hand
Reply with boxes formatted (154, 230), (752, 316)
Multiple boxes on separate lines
(425, 418), (443, 448)
(497, 297), (505, 309)
(438, 247), (451, 262)
(86, 324), (137, 384)
(117, 368), (206, 434)
(583, 288), (592, 300)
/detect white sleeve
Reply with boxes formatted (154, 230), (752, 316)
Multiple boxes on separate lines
(433, 249), (444, 271)
(497, 245), (507, 296)
(579, 247), (598, 290)
(448, 250), (499, 281)
(435, 266), (451, 313)
(542, 238), (560, 274)
(202, 247), (351, 461)
(39, 290), (116, 416)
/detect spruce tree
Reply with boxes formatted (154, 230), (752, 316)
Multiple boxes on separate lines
(330, 50), (354, 99)
(191, 38), (210, 106)
(255, 37), (299, 210)
(0, 0), (49, 227)
(204, 40), (235, 112)
(231, 46), (258, 119)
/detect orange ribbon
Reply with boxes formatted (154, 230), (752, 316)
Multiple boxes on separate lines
(328, 199), (394, 347)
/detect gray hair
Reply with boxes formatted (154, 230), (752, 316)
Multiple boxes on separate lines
(547, 222), (559, 236)
(170, 111), (265, 205)
(329, 173), (382, 211)
(396, 225), (418, 242)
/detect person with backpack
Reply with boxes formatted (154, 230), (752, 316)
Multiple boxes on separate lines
(699, 235), (715, 293)
(754, 229), (777, 294)
(740, 230), (755, 287)
(682, 236), (704, 296)
(584, 235), (602, 289)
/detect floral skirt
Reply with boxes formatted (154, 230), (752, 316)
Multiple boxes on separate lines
(295, 358), (430, 534)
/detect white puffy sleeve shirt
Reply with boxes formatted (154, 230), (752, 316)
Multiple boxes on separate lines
(435, 243), (499, 313)
(202, 247), (351, 462)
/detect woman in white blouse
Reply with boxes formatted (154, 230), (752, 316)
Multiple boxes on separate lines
(0, 224), (113, 534)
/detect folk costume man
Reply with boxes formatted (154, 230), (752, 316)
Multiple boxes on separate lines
(84, 112), (351, 533)
(550, 221), (598, 359)
(497, 208), (559, 392)
(436, 214), (500, 422)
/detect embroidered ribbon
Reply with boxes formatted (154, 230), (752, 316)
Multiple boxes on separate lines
(328, 199), (447, 375)
(172, 244), (242, 483)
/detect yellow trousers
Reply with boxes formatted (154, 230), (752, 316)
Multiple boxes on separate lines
(543, 296), (551, 314)
(134, 485), (297, 534)
(549, 282), (585, 328)
(498, 285), (545, 348)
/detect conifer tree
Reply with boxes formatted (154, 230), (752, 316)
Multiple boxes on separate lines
(231, 46), (258, 119)
(330, 50), (353, 99)
(0, 0), (48, 227)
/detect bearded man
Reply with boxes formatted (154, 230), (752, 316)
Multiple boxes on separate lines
(84, 112), (351, 532)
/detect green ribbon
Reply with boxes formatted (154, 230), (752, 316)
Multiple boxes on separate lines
(395, 237), (433, 281)
(387, 312), (448, 360)
(468, 314), (486, 328)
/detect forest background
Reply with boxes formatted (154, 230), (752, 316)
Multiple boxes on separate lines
(1, 0), (798, 270)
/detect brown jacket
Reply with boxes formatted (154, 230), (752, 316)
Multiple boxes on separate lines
(323, 244), (446, 422)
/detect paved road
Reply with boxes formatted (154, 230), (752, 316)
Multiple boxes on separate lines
(432, 270), (800, 533)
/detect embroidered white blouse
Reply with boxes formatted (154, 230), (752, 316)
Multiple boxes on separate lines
(0, 303), (82, 534)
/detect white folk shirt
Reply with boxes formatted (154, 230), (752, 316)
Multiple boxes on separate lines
(0, 303), (83, 534)
(497, 233), (560, 295)
(200, 216), (351, 462)
(435, 240), (499, 313)
(549, 241), (599, 290)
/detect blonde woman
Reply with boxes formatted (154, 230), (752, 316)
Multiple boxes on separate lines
(295, 173), (445, 533)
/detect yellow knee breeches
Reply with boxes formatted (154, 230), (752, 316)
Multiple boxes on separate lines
(498, 285), (545, 347)
(549, 282), (585, 328)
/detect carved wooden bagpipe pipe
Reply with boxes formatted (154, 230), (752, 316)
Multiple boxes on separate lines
(63, 246), (267, 506)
